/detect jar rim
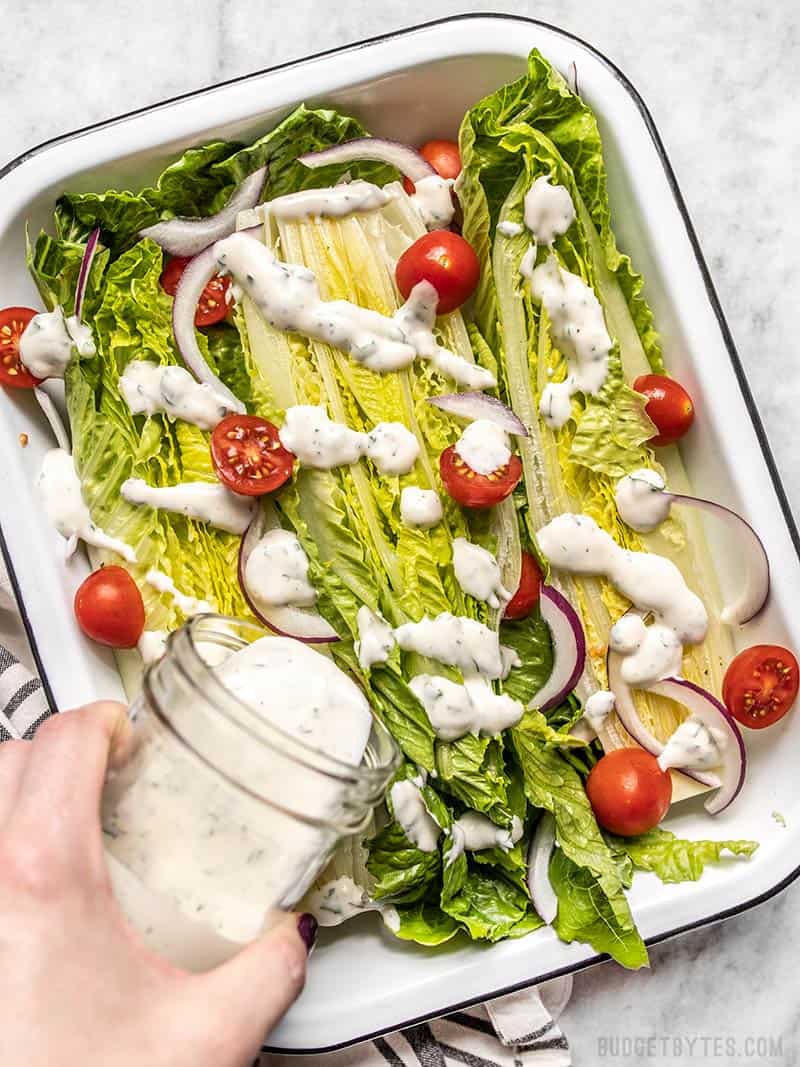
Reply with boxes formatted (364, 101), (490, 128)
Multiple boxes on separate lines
(158, 614), (400, 791)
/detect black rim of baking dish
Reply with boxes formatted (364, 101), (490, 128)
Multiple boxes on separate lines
(1, 11), (798, 1055)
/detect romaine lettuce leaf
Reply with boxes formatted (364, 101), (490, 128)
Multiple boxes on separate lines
(549, 848), (648, 969)
(53, 106), (397, 256)
(389, 902), (461, 946)
(607, 828), (758, 884)
(441, 869), (541, 942)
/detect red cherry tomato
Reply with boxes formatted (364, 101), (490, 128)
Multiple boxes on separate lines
(0, 306), (43, 389)
(722, 644), (799, 729)
(403, 140), (462, 195)
(439, 444), (522, 510)
(586, 748), (672, 837)
(74, 566), (145, 649)
(210, 414), (295, 497)
(396, 232), (479, 316)
(504, 552), (542, 620)
(160, 256), (231, 327)
(633, 373), (695, 447)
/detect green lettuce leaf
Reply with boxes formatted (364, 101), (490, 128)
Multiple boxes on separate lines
(549, 848), (648, 969)
(389, 902), (461, 946)
(441, 869), (541, 942)
(607, 828), (758, 884)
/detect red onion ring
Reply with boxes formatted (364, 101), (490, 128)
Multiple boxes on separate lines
(527, 812), (558, 924)
(427, 393), (528, 437)
(140, 167), (266, 256)
(668, 494), (769, 626)
(74, 227), (100, 320)
(527, 585), (586, 712)
(238, 503), (338, 644)
(171, 244), (246, 413)
(298, 138), (435, 184)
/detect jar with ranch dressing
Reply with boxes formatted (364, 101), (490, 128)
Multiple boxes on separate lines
(102, 615), (399, 966)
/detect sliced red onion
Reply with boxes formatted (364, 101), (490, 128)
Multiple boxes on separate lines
(74, 227), (100, 320)
(140, 167), (266, 256)
(238, 504), (338, 644)
(668, 494), (769, 626)
(172, 245), (245, 413)
(298, 138), (435, 184)
(427, 393), (528, 437)
(607, 650), (746, 814)
(527, 585), (586, 712)
(648, 677), (746, 815)
(34, 387), (71, 452)
(527, 812), (558, 924)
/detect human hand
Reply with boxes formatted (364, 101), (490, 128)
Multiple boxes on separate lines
(0, 701), (315, 1067)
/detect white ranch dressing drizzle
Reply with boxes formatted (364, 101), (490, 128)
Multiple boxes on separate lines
(454, 419), (511, 476)
(452, 538), (511, 609)
(400, 486), (443, 529)
(530, 256), (613, 430)
(120, 478), (255, 535)
(523, 175), (576, 246)
(355, 606), (395, 671)
(409, 673), (523, 741)
(390, 778), (441, 852)
(278, 405), (419, 475)
(409, 174), (456, 229)
(615, 469), (671, 533)
(447, 812), (524, 866)
(119, 361), (235, 431)
(145, 569), (213, 616)
(138, 629), (168, 666)
(19, 307), (95, 379)
(36, 448), (136, 562)
(245, 529), (316, 608)
(537, 513), (708, 688)
(497, 220), (524, 238)
(583, 690), (616, 734)
(394, 613), (520, 681)
(657, 716), (727, 773)
(304, 875), (379, 927)
(265, 180), (395, 222)
(212, 233), (495, 389)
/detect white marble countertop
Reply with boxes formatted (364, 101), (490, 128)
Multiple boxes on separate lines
(4, 1), (797, 1062)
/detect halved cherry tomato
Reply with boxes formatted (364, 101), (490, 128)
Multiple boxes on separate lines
(439, 444), (522, 510)
(211, 414), (295, 497)
(0, 307), (43, 389)
(504, 552), (542, 620)
(586, 747), (672, 837)
(160, 256), (231, 327)
(403, 140), (462, 195)
(396, 231), (479, 315)
(722, 644), (799, 729)
(74, 565), (145, 649)
(633, 373), (695, 447)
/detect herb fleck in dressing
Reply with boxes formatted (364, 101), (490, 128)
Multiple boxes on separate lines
(615, 469), (671, 533)
(452, 538), (511, 609)
(244, 529), (316, 609)
(19, 307), (95, 379)
(409, 673), (523, 741)
(400, 486), (443, 529)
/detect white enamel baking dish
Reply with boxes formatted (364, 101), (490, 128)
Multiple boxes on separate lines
(1, 14), (798, 1054)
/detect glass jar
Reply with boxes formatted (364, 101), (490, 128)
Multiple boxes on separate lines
(102, 615), (399, 961)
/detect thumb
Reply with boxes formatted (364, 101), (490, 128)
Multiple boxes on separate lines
(189, 912), (316, 1059)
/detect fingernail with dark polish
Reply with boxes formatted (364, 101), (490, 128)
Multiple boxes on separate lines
(297, 912), (318, 954)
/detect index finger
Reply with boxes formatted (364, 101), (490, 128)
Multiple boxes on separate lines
(13, 701), (133, 855)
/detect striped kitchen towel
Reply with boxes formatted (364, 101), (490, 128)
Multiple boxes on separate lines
(0, 572), (573, 1067)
